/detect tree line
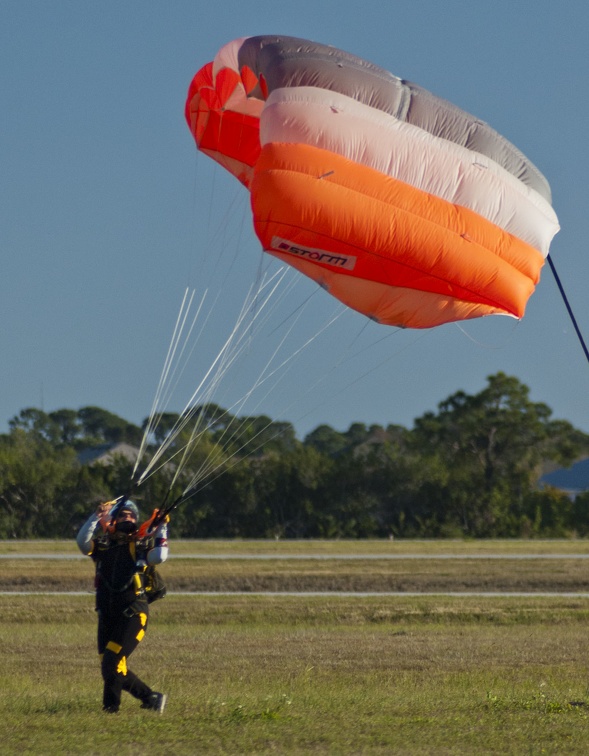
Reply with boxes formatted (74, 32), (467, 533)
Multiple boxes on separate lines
(1, 372), (589, 539)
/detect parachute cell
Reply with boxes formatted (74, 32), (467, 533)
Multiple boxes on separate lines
(185, 35), (559, 329)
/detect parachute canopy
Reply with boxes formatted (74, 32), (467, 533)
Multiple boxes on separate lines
(185, 35), (559, 329)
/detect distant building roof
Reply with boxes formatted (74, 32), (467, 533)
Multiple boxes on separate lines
(77, 442), (139, 466)
(540, 457), (589, 498)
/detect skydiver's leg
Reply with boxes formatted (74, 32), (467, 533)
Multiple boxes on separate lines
(97, 610), (123, 712)
(100, 609), (153, 710)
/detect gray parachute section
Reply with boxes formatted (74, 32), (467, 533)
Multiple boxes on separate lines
(237, 35), (552, 204)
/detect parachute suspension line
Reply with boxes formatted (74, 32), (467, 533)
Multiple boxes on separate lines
(453, 318), (519, 349)
(209, 188), (249, 282)
(179, 310), (369, 499)
(133, 289), (192, 478)
(241, 287), (402, 427)
(135, 289), (216, 484)
(155, 273), (337, 495)
(135, 170), (253, 484)
(138, 265), (292, 486)
(178, 297), (418, 498)
(223, 195), (254, 280)
(134, 288), (208, 481)
(338, 329), (431, 394)
(187, 152), (206, 283)
(160, 284), (273, 487)
(154, 291), (211, 411)
(153, 274), (286, 487)
(134, 288), (195, 467)
(174, 271), (313, 487)
(161, 293), (414, 500)
(547, 254), (589, 365)
(266, 284), (321, 336)
(190, 154), (250, 290)
(165, 266), (296, 489)
(280, 321), (429, 434)
(237, 300), (345, 405)
(181, 301), (347, 493)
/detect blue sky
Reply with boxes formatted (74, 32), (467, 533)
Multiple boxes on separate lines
(1, 1), (588, 440)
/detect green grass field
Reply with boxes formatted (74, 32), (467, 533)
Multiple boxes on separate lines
(3, 537), (589, 555)
(3, 538), (589, 593)
(2, 540), (589, 753)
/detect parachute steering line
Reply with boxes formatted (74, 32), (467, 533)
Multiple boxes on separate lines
(547, 254), (589, 365)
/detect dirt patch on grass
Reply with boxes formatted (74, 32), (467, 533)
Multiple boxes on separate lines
(2, 557), (589, 593)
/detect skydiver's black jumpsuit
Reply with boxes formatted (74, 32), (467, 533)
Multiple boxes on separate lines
(77, 513), (168, 713)
(91, 533), (154, 711)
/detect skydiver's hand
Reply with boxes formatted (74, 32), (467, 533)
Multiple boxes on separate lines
(95, 501), (113, 518)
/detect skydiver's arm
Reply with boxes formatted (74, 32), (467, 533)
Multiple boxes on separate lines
(146, 520), (169, 565)
(76, 513), (100, 555)
(76, 502), (112, 555)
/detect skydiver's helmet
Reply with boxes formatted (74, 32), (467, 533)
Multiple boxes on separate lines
(118, 501), (139, 520)
(113, 500), (140, 535)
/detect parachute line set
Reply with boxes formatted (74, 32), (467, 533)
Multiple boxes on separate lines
(125, 34), (589, 516)
(130, 272), (353, 504)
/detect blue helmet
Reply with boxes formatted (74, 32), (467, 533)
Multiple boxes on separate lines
(118, 500), (139, 520)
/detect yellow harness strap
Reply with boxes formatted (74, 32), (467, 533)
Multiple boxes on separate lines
(128, 541), (144, 596)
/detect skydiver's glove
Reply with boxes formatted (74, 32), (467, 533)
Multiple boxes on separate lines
(95, 501), (114, 518)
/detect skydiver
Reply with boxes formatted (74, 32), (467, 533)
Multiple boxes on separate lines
(76, 499), (169, 714)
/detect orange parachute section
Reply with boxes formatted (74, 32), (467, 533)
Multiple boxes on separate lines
(185, 36), (559, 328)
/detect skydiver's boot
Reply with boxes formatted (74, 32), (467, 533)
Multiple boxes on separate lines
(141, 691), (167, 714)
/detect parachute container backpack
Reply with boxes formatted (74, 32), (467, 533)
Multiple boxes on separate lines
(185, 36), (559, 329)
